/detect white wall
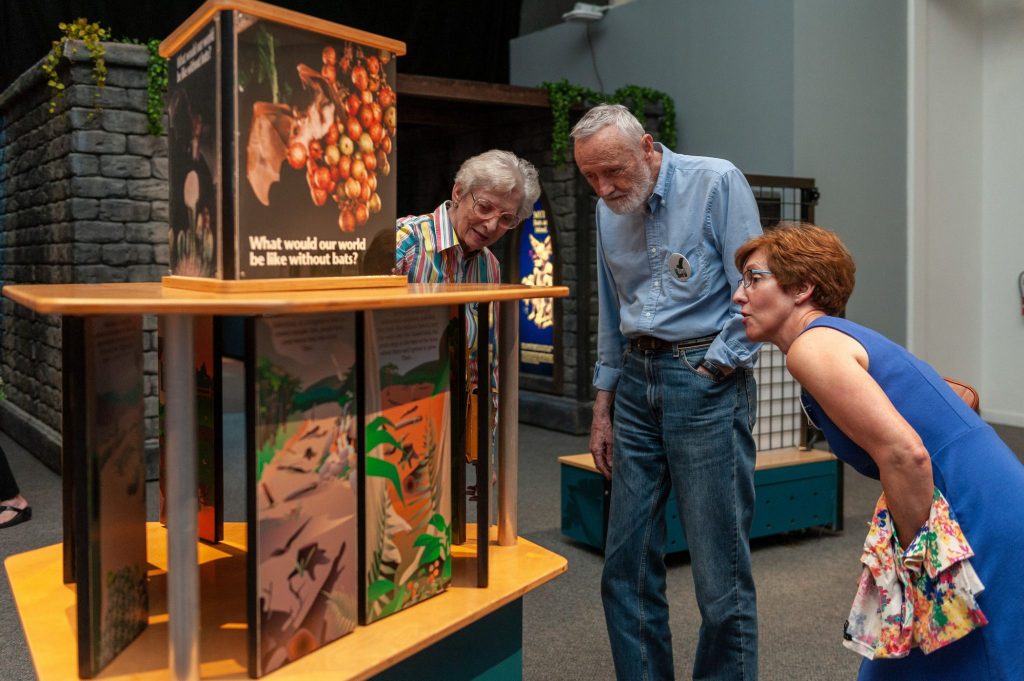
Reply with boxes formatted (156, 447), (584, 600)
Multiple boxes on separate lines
(908, 0), (1024, 425)
(980, 2), (1024, 425)
(794, 1), (907, 343)
(510, 0), (795, 175)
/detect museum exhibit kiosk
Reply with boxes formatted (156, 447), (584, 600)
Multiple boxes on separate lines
(3, 2), (568, 679)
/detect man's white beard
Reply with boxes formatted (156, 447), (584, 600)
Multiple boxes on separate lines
(603, 163), (654, 215)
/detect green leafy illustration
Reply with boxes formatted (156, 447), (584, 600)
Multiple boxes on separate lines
(365, 456), (404, 504)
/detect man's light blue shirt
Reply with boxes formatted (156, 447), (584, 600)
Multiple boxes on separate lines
(592, 144), (762, 392)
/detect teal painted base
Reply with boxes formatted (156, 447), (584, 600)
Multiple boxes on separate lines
(562, 459), (842, 554)
(371, 600), (523, 681)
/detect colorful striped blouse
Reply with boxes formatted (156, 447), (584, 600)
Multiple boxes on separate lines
(393, 201), (499, 394)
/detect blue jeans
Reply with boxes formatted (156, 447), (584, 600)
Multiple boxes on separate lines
(602, 343), (758, 681)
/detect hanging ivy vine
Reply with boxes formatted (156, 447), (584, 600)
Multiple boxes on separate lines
(138, 38), (170, 136)
(542, 80), (678, 166)
(41, 18), (111, 115)
(41, 19), (169, 135)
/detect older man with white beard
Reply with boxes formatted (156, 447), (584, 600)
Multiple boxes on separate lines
(572, 104), (763, 681)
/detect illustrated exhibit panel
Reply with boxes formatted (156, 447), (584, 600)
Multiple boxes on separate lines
(236, 15), (398, 277)
(167, 20), (221, 278)
(248, 313), (359, 676)
(362, 307), (455, 624)
(73, 317), (149, 677)
(165, 5), (400, 280)
(157, 315), (223, 543)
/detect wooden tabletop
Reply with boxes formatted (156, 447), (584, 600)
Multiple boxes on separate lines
(2, 282), (569, 316)
(5, 522), (567, 680)
(559, 447), (836, 473)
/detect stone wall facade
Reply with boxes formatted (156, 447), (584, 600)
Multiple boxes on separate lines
(0, 40), (167, 471)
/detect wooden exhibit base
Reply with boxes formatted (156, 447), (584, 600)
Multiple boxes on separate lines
(560, 447), (842, 553)
(161, 274), (407, 294)
(5, 522), (566, 680)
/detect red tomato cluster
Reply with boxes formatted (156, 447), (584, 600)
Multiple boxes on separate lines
(286, 43), (396, 232)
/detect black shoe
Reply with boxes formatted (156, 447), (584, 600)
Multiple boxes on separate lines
(0, 504), (31, 529)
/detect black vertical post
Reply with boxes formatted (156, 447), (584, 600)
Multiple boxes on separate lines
(476, 302), (490, 588)
(60, 316), (85, 584)
(451, 305), (467, 545)
(355, 311), (367, 623)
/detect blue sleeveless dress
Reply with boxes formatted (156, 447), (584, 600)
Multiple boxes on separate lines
(799, 317), (1024, 681)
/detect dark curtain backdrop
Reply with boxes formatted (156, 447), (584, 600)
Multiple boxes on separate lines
(0, 0), (522, 92)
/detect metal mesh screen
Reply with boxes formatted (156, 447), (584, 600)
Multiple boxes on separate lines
(743, 175), (818, 451)
(751, 345), (802, 450)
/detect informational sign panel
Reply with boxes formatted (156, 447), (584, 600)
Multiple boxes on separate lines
(518, 199), (555, 378)
(71, 317), (148, 678)
(248, 313), (359, 676)
(164, 3), (403, 280)
(361, 307), (454, 624)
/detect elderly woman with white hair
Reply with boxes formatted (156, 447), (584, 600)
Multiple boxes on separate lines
(394, 149), (540, 283)
(394, 149), (540, 486)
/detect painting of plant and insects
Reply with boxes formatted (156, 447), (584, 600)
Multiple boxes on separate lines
(82, 316), (148, 676)
(250, 313), (359, 676)
(363, 307), (456, 624)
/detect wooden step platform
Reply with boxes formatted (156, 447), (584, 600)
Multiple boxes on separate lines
(559, 447), (842, 553)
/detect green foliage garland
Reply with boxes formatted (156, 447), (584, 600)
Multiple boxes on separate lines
(41, 18), (111, 115)
(542, 80), (678, 166)
(42, 20), (168, 135)
(144, 39), (169, 136)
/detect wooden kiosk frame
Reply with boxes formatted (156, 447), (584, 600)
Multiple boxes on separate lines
(3, 281), (569, 681)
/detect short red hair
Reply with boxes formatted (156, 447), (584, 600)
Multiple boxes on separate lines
(735, 222), (856, 316)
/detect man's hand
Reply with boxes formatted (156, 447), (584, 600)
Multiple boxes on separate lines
(590, 389), (615, 479)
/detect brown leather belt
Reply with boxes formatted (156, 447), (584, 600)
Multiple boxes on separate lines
(629, 333), (718, 352)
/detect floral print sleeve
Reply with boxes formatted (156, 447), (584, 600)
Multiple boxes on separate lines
(843, 487), (987, 659)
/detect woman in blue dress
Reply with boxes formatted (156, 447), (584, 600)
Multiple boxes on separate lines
(732, 223), (1024, 680)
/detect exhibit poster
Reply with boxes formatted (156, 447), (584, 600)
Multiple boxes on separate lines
(248, 313), (359, 676)
(74, 317), (148, 677)
(157, 315), (223, 543)
(362, 307), (454, 624)
(235, 15), (398, 278)
(167, 21), (221, 278)
(518, 199), (555, 378)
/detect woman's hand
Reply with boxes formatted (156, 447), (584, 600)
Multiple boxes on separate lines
(788, 328), (933, 548)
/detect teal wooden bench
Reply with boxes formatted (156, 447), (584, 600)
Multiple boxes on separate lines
(559, 448), (842, 553)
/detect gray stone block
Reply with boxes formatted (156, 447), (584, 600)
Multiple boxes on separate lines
(105, 68), (149, 90)
(70, 198), (100, 219)
(127, 264), (167, 282)
(99, 198), (150, 222)
(101, 155), (151, 178)
(125, 89), (148, 113)
(103, 110), (149, 135)
(151, 200), (168, 222)
(76, 221), (126, 243)
(68, 108), (103, 130)
(68, 153), (100, 176)
(71, 176), (127, 198)
(73, 243), (102, 264)
(125, 222), (169, 244)
(127, 134), (168, 157)
(154, 243), (170, 264)
(152, 157), (168, 180)
(128, 178), (168, 201)
(66, 84), (129, 110)
(102, 243), (150, 266)
(77, 264), (128, 283)
(71, 129), (127, 154)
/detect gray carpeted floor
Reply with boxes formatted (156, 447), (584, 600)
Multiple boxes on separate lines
(2, 416), (1022, 680)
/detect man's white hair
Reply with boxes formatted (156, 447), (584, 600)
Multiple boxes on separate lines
(570, 103), (646, 143)
(455, 149), (541, 217)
